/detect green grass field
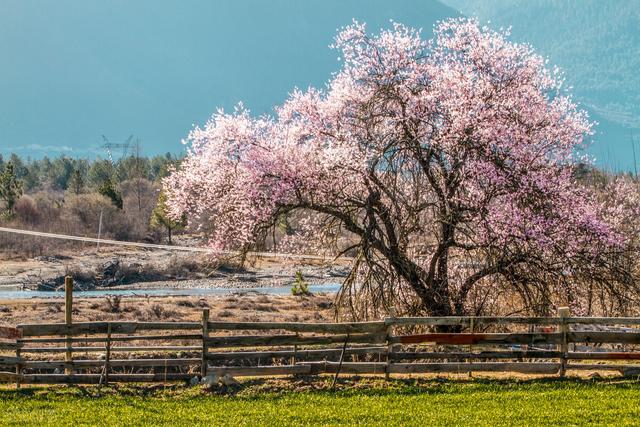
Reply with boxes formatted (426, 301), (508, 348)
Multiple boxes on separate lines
(1, 377), (639, 426)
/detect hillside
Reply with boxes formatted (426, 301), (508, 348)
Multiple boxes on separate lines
(443, 0), (640, 170)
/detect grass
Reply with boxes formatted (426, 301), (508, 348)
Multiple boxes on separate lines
(1, 377), (639, 426)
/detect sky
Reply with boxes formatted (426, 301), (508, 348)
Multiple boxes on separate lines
(0, 0), (638, 170)
(0, 0), (456, 159)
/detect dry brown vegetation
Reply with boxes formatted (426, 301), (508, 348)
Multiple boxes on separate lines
(0, 184), (163, 258)
(0, 293), (333, 327)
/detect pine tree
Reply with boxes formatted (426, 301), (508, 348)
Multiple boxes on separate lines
(0, 162), (22, 215)
(98, 180), (123, 209)
(68, 169), (85, 195)
(150, 191), (186, 244)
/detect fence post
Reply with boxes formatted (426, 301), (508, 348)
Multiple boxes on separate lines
(385, 307), (396, 380)
(65, 276), (73, 375)
(15, 345), (21, 389)
(104, 323), (112, 385)
(558, 306), (570, 377)
(331, 334), (350, 389)
(201, 309), (210, 378)
(292, 335), (298, 366)
(468, 316), (475, 378)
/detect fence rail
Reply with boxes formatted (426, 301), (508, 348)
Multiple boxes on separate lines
(3, 306), (640, 385)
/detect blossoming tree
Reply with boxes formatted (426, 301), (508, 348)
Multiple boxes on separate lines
(165, 19), (632, 318)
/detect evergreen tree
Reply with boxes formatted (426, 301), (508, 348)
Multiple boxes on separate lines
(48, 156), (75, 190)
(88, 159), (114, 189)
(68, 168), (85, 195)
(98, 180), (123, 209)
(0, 162), (23, 215)
(150, 153), (177, 181)
(150, 191), (186, 244)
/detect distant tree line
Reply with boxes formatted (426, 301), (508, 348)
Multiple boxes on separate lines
(0, 152), (183, 248)
(0, 152), (179, 193)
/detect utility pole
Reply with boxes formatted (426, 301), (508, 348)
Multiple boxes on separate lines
(97, 208), (103, 252)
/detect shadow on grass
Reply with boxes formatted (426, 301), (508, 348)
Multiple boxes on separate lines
(0, 375), (638, 400)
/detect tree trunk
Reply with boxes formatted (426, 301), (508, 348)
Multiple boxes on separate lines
(384, 247), (454, 317)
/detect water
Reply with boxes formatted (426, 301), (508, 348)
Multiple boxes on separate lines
(0, 283), (342, 300)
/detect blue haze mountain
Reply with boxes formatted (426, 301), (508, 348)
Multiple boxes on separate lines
(442, 0), (640, 170)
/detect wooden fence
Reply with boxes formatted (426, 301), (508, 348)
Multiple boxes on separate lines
(3, 307), (640, 385)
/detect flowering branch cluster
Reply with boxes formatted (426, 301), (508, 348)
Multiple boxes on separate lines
(165, 19), (631, 317)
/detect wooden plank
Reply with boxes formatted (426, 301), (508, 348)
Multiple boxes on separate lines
(0, 356), (23, 365)
(384, 315), (634, 328)
(569, 332), (640, 344)
(207, 321), (386, 334)
(622, 367), (640, 376)
(23, 358), (201, 369)
(205, 333), (385, 348)
(567, 352), (640, 360)
(299, 361), (560, 375)
(64, 276), (73, 375)
(21, 373), (193, 384)
(0, 326), (21, 339)
(18, 321), (202, 337)
(566, 317), (640, 325)
(102, 345), (202, 352)
(387, 317), (562, 327)
(386, 307), (396, 380)
(15, 317), (640, 337)
(15, 343), (21, 389)
(201, 309), (209, 377)
(390, 350), (561, 361)
(19, 334), (202, 344)
(303, 361), (388, 375)
(0, 342), (19, 351)
(0, 371), (22, 382)
(19, 345), (200, 353)
(206, 364), (311, 377)
(566, 363), (640, 372)
(390, 333), (562, 346)
(19, 347), (107, 354)
(388, 362), (561, 374)
(558, 307), (570, 377)
(103, 323), (112, 385)
(206, 346), (387, 361)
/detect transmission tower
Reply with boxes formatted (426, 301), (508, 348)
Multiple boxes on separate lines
(101, 135), (133, 168)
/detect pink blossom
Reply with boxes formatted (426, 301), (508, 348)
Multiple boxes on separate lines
(164, 19), (625, 317)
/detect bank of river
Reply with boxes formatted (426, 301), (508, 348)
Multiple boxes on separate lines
(0, 283), (342, 299)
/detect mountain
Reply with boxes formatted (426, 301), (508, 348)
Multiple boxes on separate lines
(442, 0), (640, 171)
(0, 0), (458, 158)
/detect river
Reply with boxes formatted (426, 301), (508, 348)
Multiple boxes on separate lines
(0, 283), (342, 299)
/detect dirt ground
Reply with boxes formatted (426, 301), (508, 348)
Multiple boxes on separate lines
(0, 246), (349, 291)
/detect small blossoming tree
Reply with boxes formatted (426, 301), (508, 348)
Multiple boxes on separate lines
(165, 19), (633, 318)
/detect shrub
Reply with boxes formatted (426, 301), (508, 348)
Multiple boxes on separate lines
(62, 193), (116, 229)
(149, 304), (165, 318)
(13, 195), (40, 225)
(291, 270), (311, 296)
(102, 295), (122, 313)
